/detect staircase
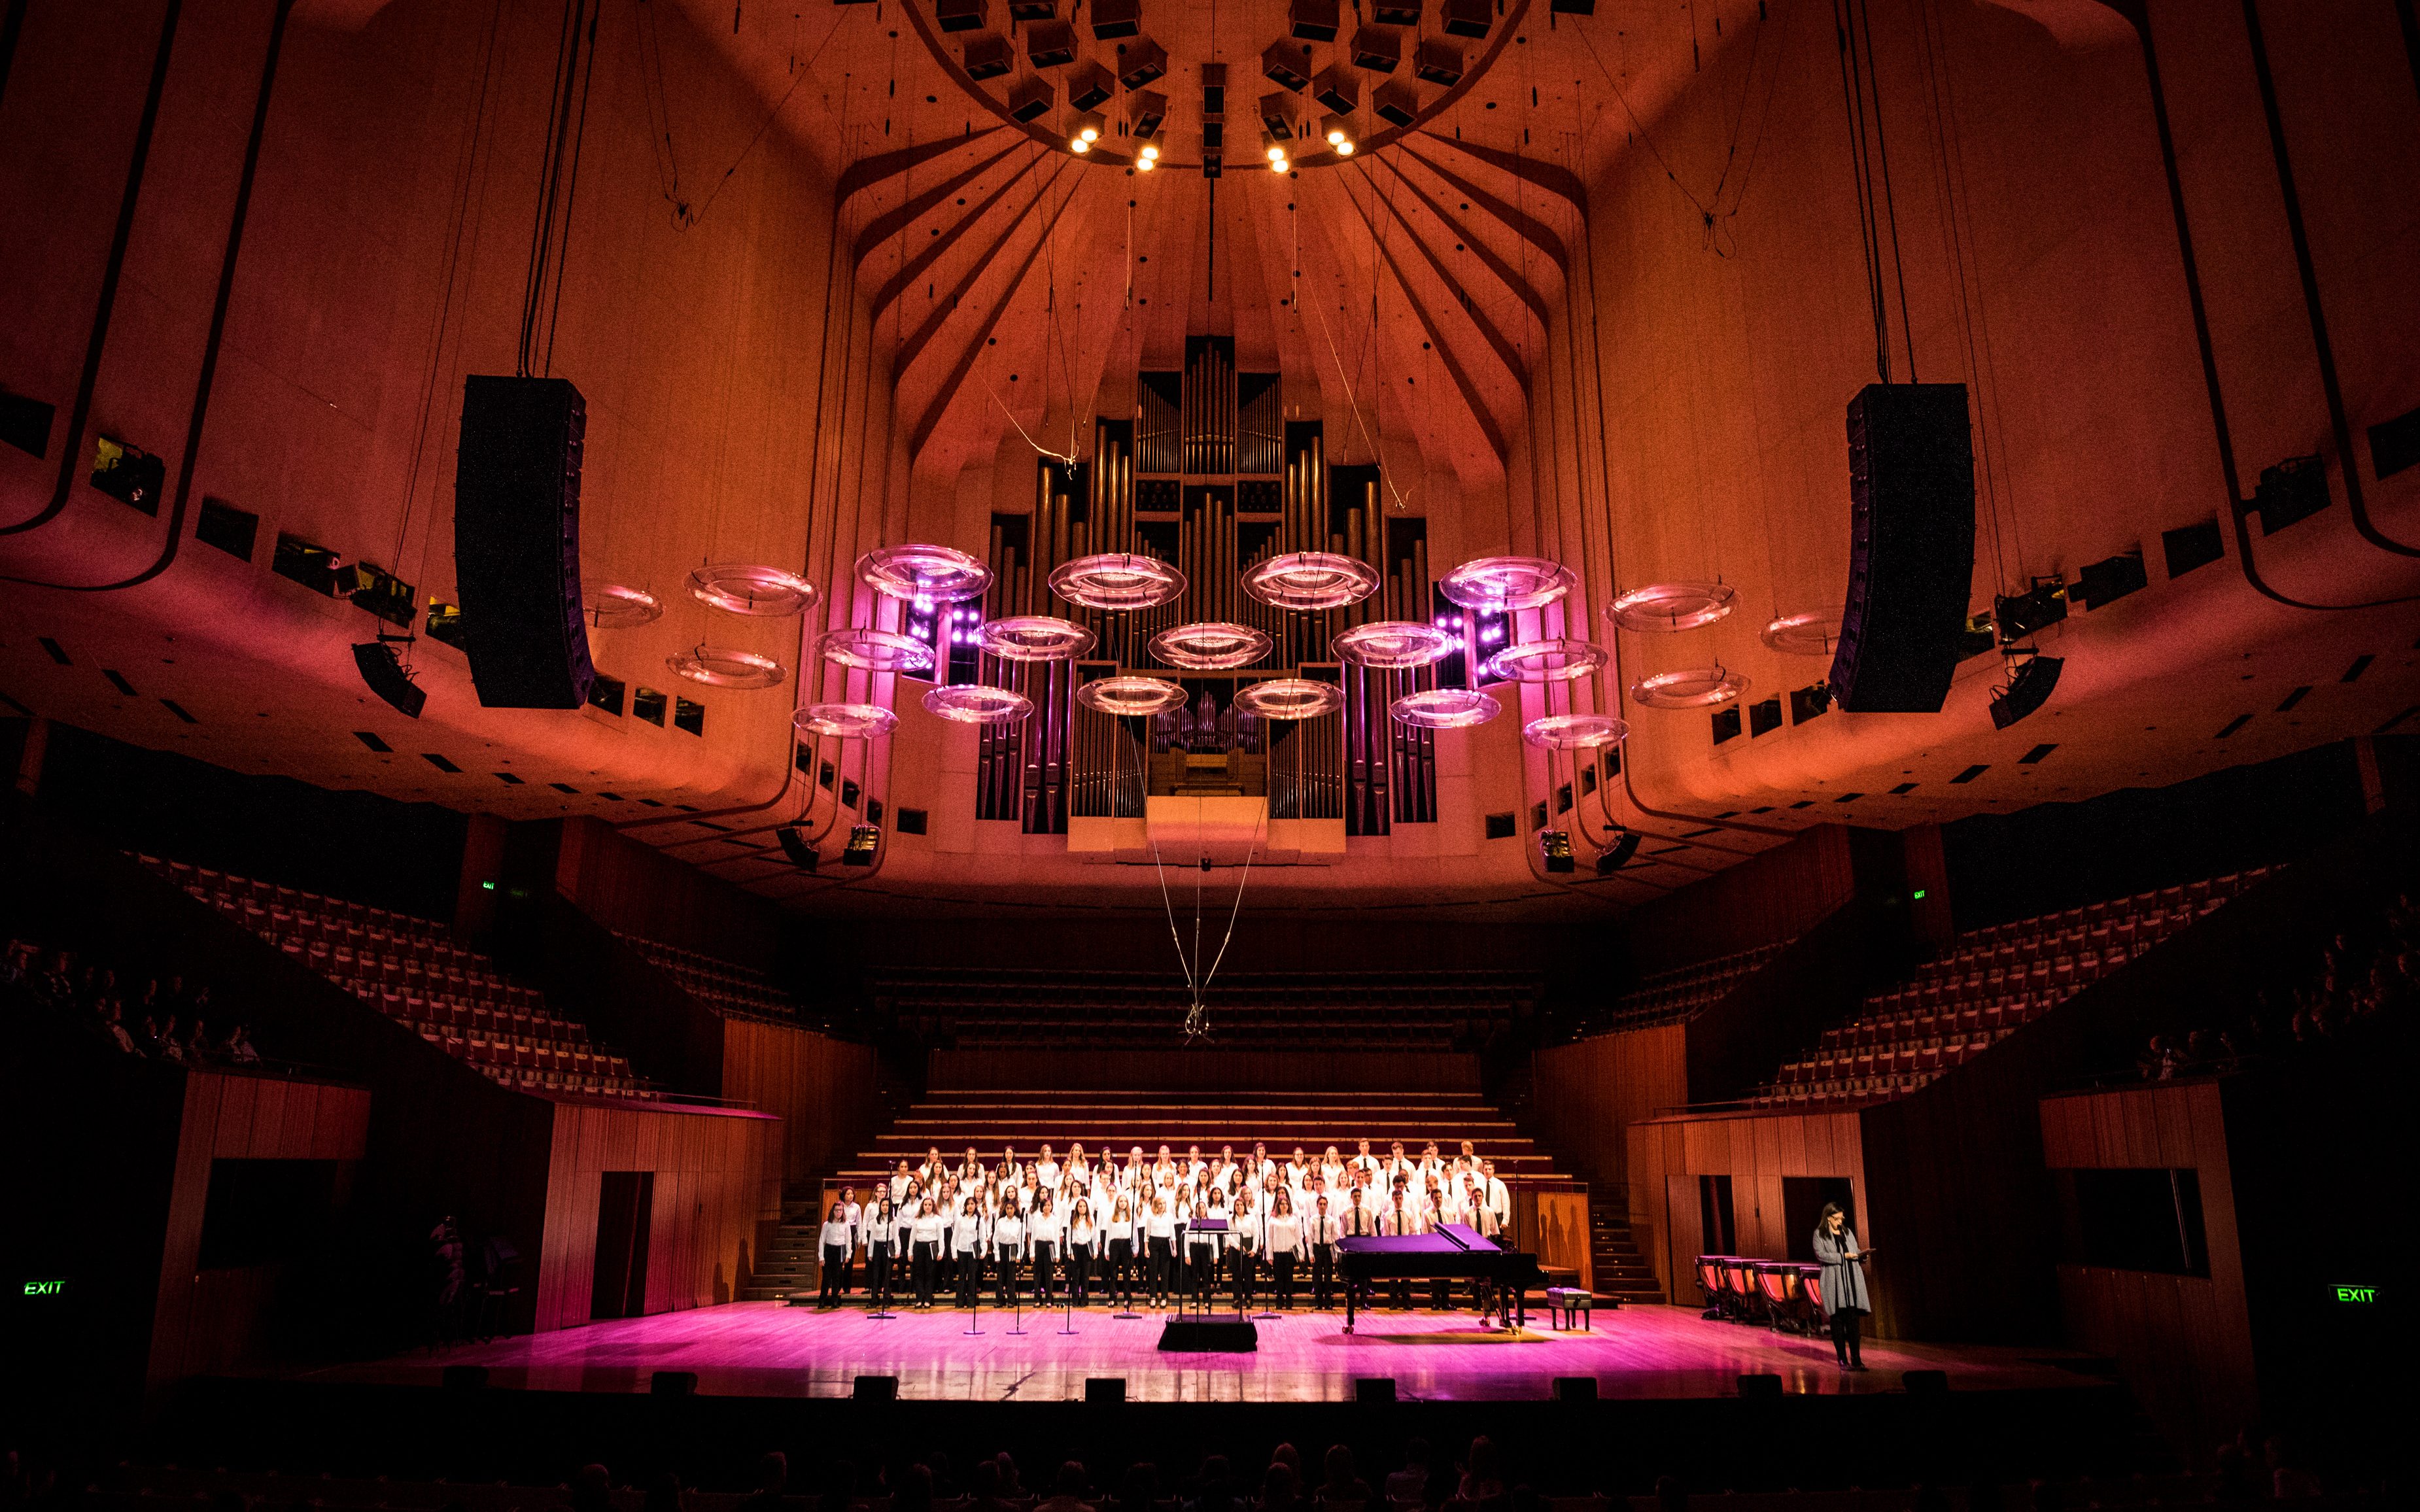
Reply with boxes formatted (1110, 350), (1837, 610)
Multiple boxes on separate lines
(742, 1197), (825, 1301)
(1588, 1186), (1667, 1305)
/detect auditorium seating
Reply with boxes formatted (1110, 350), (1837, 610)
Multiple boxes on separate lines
(875, 968), (1539, 1050)
(616, 931), (809, 1025)
(135, 854), (649, 1099)
(1580, 941), (1790, 1034)
(1750, 870), (2273, 1109)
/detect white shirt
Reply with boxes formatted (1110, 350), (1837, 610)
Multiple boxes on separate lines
(1485, 1175), (1512, 1226)
(992, 1212), (1026, 1251)
(1307, 1211), (1342, 1246)
(865, 1213), (897, 1252)
(1266, 1212), (1304, 1256)
(1069, 1218), (1096, 1248)
(1380, 1199), (1423, 1237)
(910, 1210), (945, 1246)
(952, 1203), (984, 1251)
(820, 1218), (853, 1250)
(1028, 1208), (1064, 1245)
(1147, 1206), (1176, 1241)
(1342, 1199), (1378, 1237)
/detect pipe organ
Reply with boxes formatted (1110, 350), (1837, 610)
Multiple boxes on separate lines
(973, 345), (1440, 837)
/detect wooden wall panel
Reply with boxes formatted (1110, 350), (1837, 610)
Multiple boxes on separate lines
(527, 1100), (782, 1333)
(722, 1018), (880, 1189)
(2039, 1082), (2256, 1460)
(554, 817), (786, 972)
(931, 1048), (1479, 1091)
(1622, 825), (1859, 975)
(1529, 1190), (1594, 1293)
(1529, 1023), (1687, 1190)
(1625, 1109), (1867, 1320)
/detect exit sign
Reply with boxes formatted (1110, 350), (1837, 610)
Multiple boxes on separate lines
(23, 1279), (64, 1297)
(2334, 1284), (2376, 1304)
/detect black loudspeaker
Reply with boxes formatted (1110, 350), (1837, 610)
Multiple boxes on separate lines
(1737, 1372), (1783, 1398)
(650, 1371), (697, 1397)
(454, 375), (596, 709)
(1596, 829), (1641, 874)
(775, 824), (820, 870)
(1829, 384), (1976, 713)
(1085, 1377), (1127, 1403)
(1988, 655), (2063, 730)
(353, 640), (427, 719)
(1354, 1377), (1397, 1403)
(1551, 1376), (1599, 1402)
(1902, 1369), (1948, 1396)
(441, 1365), (490, 1390)
(853, 1375), (898, 1400)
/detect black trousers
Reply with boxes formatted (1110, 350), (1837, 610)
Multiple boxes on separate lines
(1271, 1251), (1299, 1309)
(1109, 1238), (1135, 1303)
(994, 1246), (1022, 1308)
(1188, 1245), (1219, 1304)
(865, 1247), (894, 1310)
(955, 1247), (981, 1306)
(1031, 1241), (1058, 1303)
(820, 1243), (849, 1305)
(1147, 1237), (1175, 1301)
(1829, 1307), (1866, 1364)
(1229, 1249), (1258, 1310)
(1068, 1243), (1094, 1304)
(911, 1241), (938, 1307)
(1310, 1245), (1335, 1308)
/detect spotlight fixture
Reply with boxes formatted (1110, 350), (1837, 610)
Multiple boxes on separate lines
(774, 823), (820, 871)
(1134, 152), (1156, 172)
(842, 824), (880, 867)
(1596, 829), (1643, 874)
(1994, 577), (2068, 644)
(1262, 131), (1288, 162)
(1988, 651), (2064, 730)
(1539, 827), (1575, 874)
(1269, 153), (1290, 174)
(1069, 110), (1105, 153)
(1320, 113), (1357, 154)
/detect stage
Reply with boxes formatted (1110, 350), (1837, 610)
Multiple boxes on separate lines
(292, 1301), (2108, 1404)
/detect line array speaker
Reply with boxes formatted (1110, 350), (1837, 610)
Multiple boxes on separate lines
(454, 375), (596, 709)
(1829, 383), (1976, 713)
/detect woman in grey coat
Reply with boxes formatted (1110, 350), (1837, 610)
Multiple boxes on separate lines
(1812, 1201), (1873, 1369)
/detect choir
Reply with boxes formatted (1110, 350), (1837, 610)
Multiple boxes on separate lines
(812, 1139), (1516, 1313)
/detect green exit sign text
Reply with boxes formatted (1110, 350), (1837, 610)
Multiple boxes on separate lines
(23, 1279), (65, 1297)
(2334, 1284), (2376, 1304)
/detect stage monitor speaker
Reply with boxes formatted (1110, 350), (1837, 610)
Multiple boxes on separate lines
(1551, 1376), (1599, 1402)
(1158, 1318), (1259, 1352)
(1829, 383), (1976, 713)
(1903, 1369), (1948, 1396)
(441, 1365), (490, 1390)
(454, 375), (596, 709)
(1085, 1377), (1127, 1404)
(853, 1375), (898, 1401)
(650, 1371), (697, 1397)
(1355, 1377), (1396, 1403)
(1737, 1373), (1783, 1399)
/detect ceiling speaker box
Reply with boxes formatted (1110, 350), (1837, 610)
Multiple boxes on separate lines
(1027, 20), (1078, 67)
(1350, 27), (1401, 73)
(1119, 37), (1168, 90)
(1088, 0), (1137, 34)
(1827, 383), (1975, 713)
(1372, 78), (1419, 126)
(936, 0), (987, 31)
(1008, 75), (1056, 122)
(353, 640), (426, 719)
(1130, 88), (1168, 135)
(963, 32), (1013, 79)
(1290, 0), (1340, 42)
(453, 376), (597, 710)
(1262, 41), (1311, 92)
(1441, 0), (1490, 37)
(1313, 65), (1359, 113)
(1413, 39), (1464, 85)
(1068, 60), (1115, 111)
(1009, 0), (1057, 18)
(1374, 0), (1421, 24)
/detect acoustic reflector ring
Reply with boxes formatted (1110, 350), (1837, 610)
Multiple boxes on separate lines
(1390, 687), (1502, 729)
(1523, 713), (1631, 749)
(1150, 621), (1274, 670)
(1332, 620), (1458, 668)
(1631, 666), (1748, 709)
(980, 615), (1098, 662)
(1436, 555), (1575, 611)
(1049, 552), (1187, 610)
(1486, 638), (1608, 684)
(791, 702), (898, 739)
(687, 563), (818, 617)
(922, 684), (1034, 725)
(584, 583), (663, 628)
(667, 647), (785, 689)
(1760, 611), (1843, 657)
(818, 627), (936, 674)
(857, 543), (994, 604)
(1241, 551), (1381, 611)
(1610, 580), (1737, 632)
(1234, 678), (1344, 720)
(1076, 674), (1187, 716)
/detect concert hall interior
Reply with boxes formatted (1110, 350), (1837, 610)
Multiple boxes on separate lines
(3, 0), (2417, 1506)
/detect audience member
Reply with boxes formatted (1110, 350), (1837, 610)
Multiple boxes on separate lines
(1315, 1447), (1369, 1507)
(1258, 1464), (1298, 1512)
(739, 1452), (789, 1512)
(1035, 1463), (1092, 1512)
(892, 1465), (935, 1512)
(561, 1466), (612, 1512)
(1455, 1440), (1504, 1503)
(1382, 1444), (1429, 1504)
(1105, 1463), (1159, 1512)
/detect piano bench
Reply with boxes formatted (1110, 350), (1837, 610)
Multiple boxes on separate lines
(1546, 1286), (1593, 1331)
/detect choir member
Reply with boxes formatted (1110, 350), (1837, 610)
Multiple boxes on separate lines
(1350, 1139), (1381, 1181)
(1029, 1190), (1063, 1305)
(865, 1194), (899, 1313)
(1189, 1188), (1226, 1307)
(992, 1192), (1027, 1309)
(1067, 1199), (1098, 1306)
(1307, 1193), (1341, 1309)
(1228, 1188), (1261, 1311)
(1107, 1194), (1138, 1309)
(1380, 1178), (1422, 1310)
(910, 1194), (945, 1309)
(818, 1197), (854, 1307)
(890, 1160), (914, 1207)
(952, 1189), (986, 1308)
(1266, 1188), (1305, 1309)
(1145, 1193), (1177, 1306)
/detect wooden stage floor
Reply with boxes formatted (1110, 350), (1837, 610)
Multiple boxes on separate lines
(301, 1303), (2106, 1404)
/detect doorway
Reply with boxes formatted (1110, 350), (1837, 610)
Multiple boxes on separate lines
(590, 1171), (654, 1320)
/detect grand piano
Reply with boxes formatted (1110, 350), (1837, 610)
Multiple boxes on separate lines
(1336, 1225), (1544, 1332)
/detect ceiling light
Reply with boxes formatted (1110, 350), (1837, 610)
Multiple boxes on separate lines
(1609, 580), (1737, 632)
(1332, 620), (1457, 668)
(667, 647), (786, 689)
(1241, 551), (1380, 611)
(1630, 666), (1748, 709)
(858, 543), (993, 603)
(980, 615), (1097, 662)
(583, 583), (663, 628)
(1150, 621), (1273, 670)
(792, 703), (899, 739)
(1320, 112), (1357, 152)
(1049, 551), (1186, 610)
(817, 627), (936, 674)
(1522, 713), (1629, 749)
(1269, 156), (1289, 173)
(924, 685), (1035, 725)
(1760, 611), (1842, 657)
(687, 563), (818, 617)
(1391, 687), (1501, 729)
(1071, 137), (1092, 154)
(1437, 556), (1576, 611)
(1076, 674), (1187, 716)
(1071, 110), (1105, 149)
(1234, 678), (1344, 719)
(1335, 140), (1355, 156)
(1487, 638), (1608, 683)
(1134, 154), (1155, 171)
(1139, 139), (1162, 160)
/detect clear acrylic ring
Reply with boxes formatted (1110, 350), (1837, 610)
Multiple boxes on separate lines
(858, 543), (994, 604)
(1390, 687), (1502, 729)
(791, 702), (898, 738)
(1610, 581), (1737, 632)
(1333, 620), (1459, 669)
(1523, 713), (1630, 749)
(980, 615), (1097, 662)
(1150, 621), (1273, 670)
(1631, 666), (1748, 708)
(1486, 638), (1608, 683)
(667, 647), (785, 689)
(1049, 553), (1186, 610)
(1436, 556), (1575, 611)
(818, 627), (935, 674)
(1241, 551), (1381, 611)
(687, 563), (818, 617)
(922, 685), (1033, 725)
(1076, 674), (1187, 716)
(1234, 678), (1343, 719)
